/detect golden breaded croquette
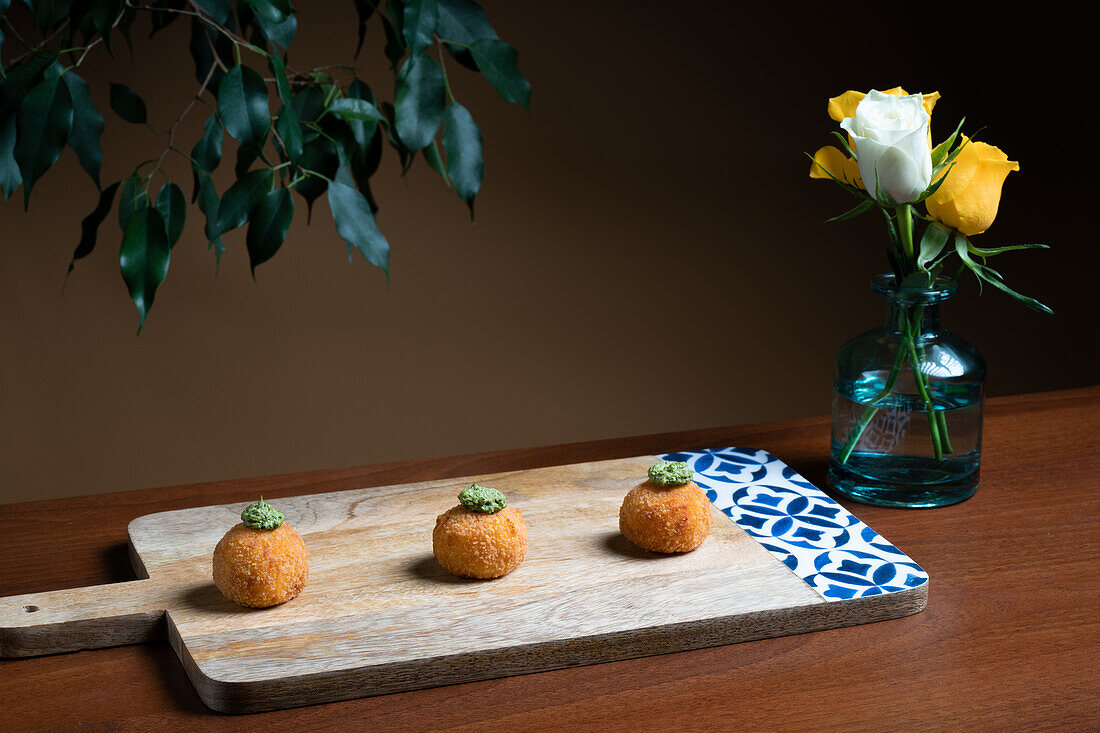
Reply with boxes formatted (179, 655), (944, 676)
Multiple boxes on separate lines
(619, 461), (712, 553)
(212, 499), (309, 608)
(433, 484), (528, 579)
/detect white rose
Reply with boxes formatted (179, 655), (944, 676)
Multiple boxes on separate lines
(840, 90), (932, 204)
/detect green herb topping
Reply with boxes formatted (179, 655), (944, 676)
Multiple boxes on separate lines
(241, 497), (284, 531)
(647, 461), (693, 487)
(458, 484), (507, 514)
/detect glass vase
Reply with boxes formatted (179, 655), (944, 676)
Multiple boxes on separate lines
(828, 274), (986, 507)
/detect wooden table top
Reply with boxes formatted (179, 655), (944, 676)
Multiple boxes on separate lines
(2, 386), (1098, 731)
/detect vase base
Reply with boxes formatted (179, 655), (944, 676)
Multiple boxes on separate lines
(828, 458), (977, 508)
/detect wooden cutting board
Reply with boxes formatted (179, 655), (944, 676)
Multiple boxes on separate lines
(0, 448), (928, 713)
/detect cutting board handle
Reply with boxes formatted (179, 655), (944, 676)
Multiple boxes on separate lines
(0, 580), (169, 658)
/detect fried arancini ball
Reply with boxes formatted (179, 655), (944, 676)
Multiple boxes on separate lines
(213, 522), (309, 608)
(619, 480), (712, 553)
(433, 505), (528, 579)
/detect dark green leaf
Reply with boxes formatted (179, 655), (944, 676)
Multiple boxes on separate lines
(0, 113), (21, 201)
(422, 138), (449, 187)
(190, 113), (223, 200)
(218, 65), (270, 146)
(14, 74), (73, 208)
(0, 52), (59, 119)
(291, 134), (338, 220)
(242, 0), (290, 23)
(67, 181), (120, 276)
(119, 206), (172, 332)
(470, 39), (530, 109)
(254, 5), (297, 47)
(150, 0), (186, 36)
(194, 170), (225, 260)
(328, 178), (389, 274)
(352, 0), (375, 56)
(109, 82), (147, 124)
(117, 177), (148, 230)
(62, 72), (104, 188)
(188, 16), (233, 93)
(327, 97), (387, 123)
(394, 53), (445, 151)
(380, 13), (405, 70)
(156, 181), (186, 247)
(216, 168), (273, 235)
(246, 187), (293, 272)
(275, 105), (303, 163)
(292, 85), (326, 124)
(192, 0), (231, 23)
(235, 141), (262, 178)
(268, 51), (293, 109)
(402, 0), (437, 55)
(436, 0), (496, 70)
(441, 102), (482, 214)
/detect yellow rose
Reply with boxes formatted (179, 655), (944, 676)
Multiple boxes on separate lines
(925, 136), (1019, 236)
(810, 88), (940, 189)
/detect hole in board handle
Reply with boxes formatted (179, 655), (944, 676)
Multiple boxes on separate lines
(22, 605), (39, 613)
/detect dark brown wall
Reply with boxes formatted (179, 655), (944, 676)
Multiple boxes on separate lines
(1, 3), (1092, 502)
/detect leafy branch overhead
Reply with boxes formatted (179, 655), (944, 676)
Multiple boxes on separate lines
(0, 0), (531, 331)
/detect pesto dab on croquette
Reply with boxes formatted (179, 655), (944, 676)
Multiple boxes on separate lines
(212, 498), (309, 608)
(432, 484), (528, 579)
(619, 461), (712, 553)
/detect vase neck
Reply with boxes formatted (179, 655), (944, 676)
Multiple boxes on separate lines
(872, 273), (953, 336)
(886, 300), (941, 335)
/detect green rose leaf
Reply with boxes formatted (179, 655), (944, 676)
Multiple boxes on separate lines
(328, 178), (389, 274)
(14, 73), (73, 208)
(442, 101), (482, 217)
(117, 177), (148, 231)
(0, 113), (22, 201)
(67, 181), (121, 277)
(109, 82), (147, 124)
(217, 64), (270, 147)
(469, 39), (530, 109)
(216, 168), (273, 235)
(246, 187), (294, 273)
(61, 72), (105, 189)
(402, 0), (438, 55)
(437, 0), (497, 71)
(394, 53), (446, 151)
(119, 206), (172, 333)
(918, 221), (951, 270)
(156, 181), (187, 247)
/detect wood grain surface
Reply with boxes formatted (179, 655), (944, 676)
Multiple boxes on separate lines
(0, 455), (925, 713)
(1, 387), (1097, 730)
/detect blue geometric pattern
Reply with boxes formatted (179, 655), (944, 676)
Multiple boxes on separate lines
(658, 447), (928, 601)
